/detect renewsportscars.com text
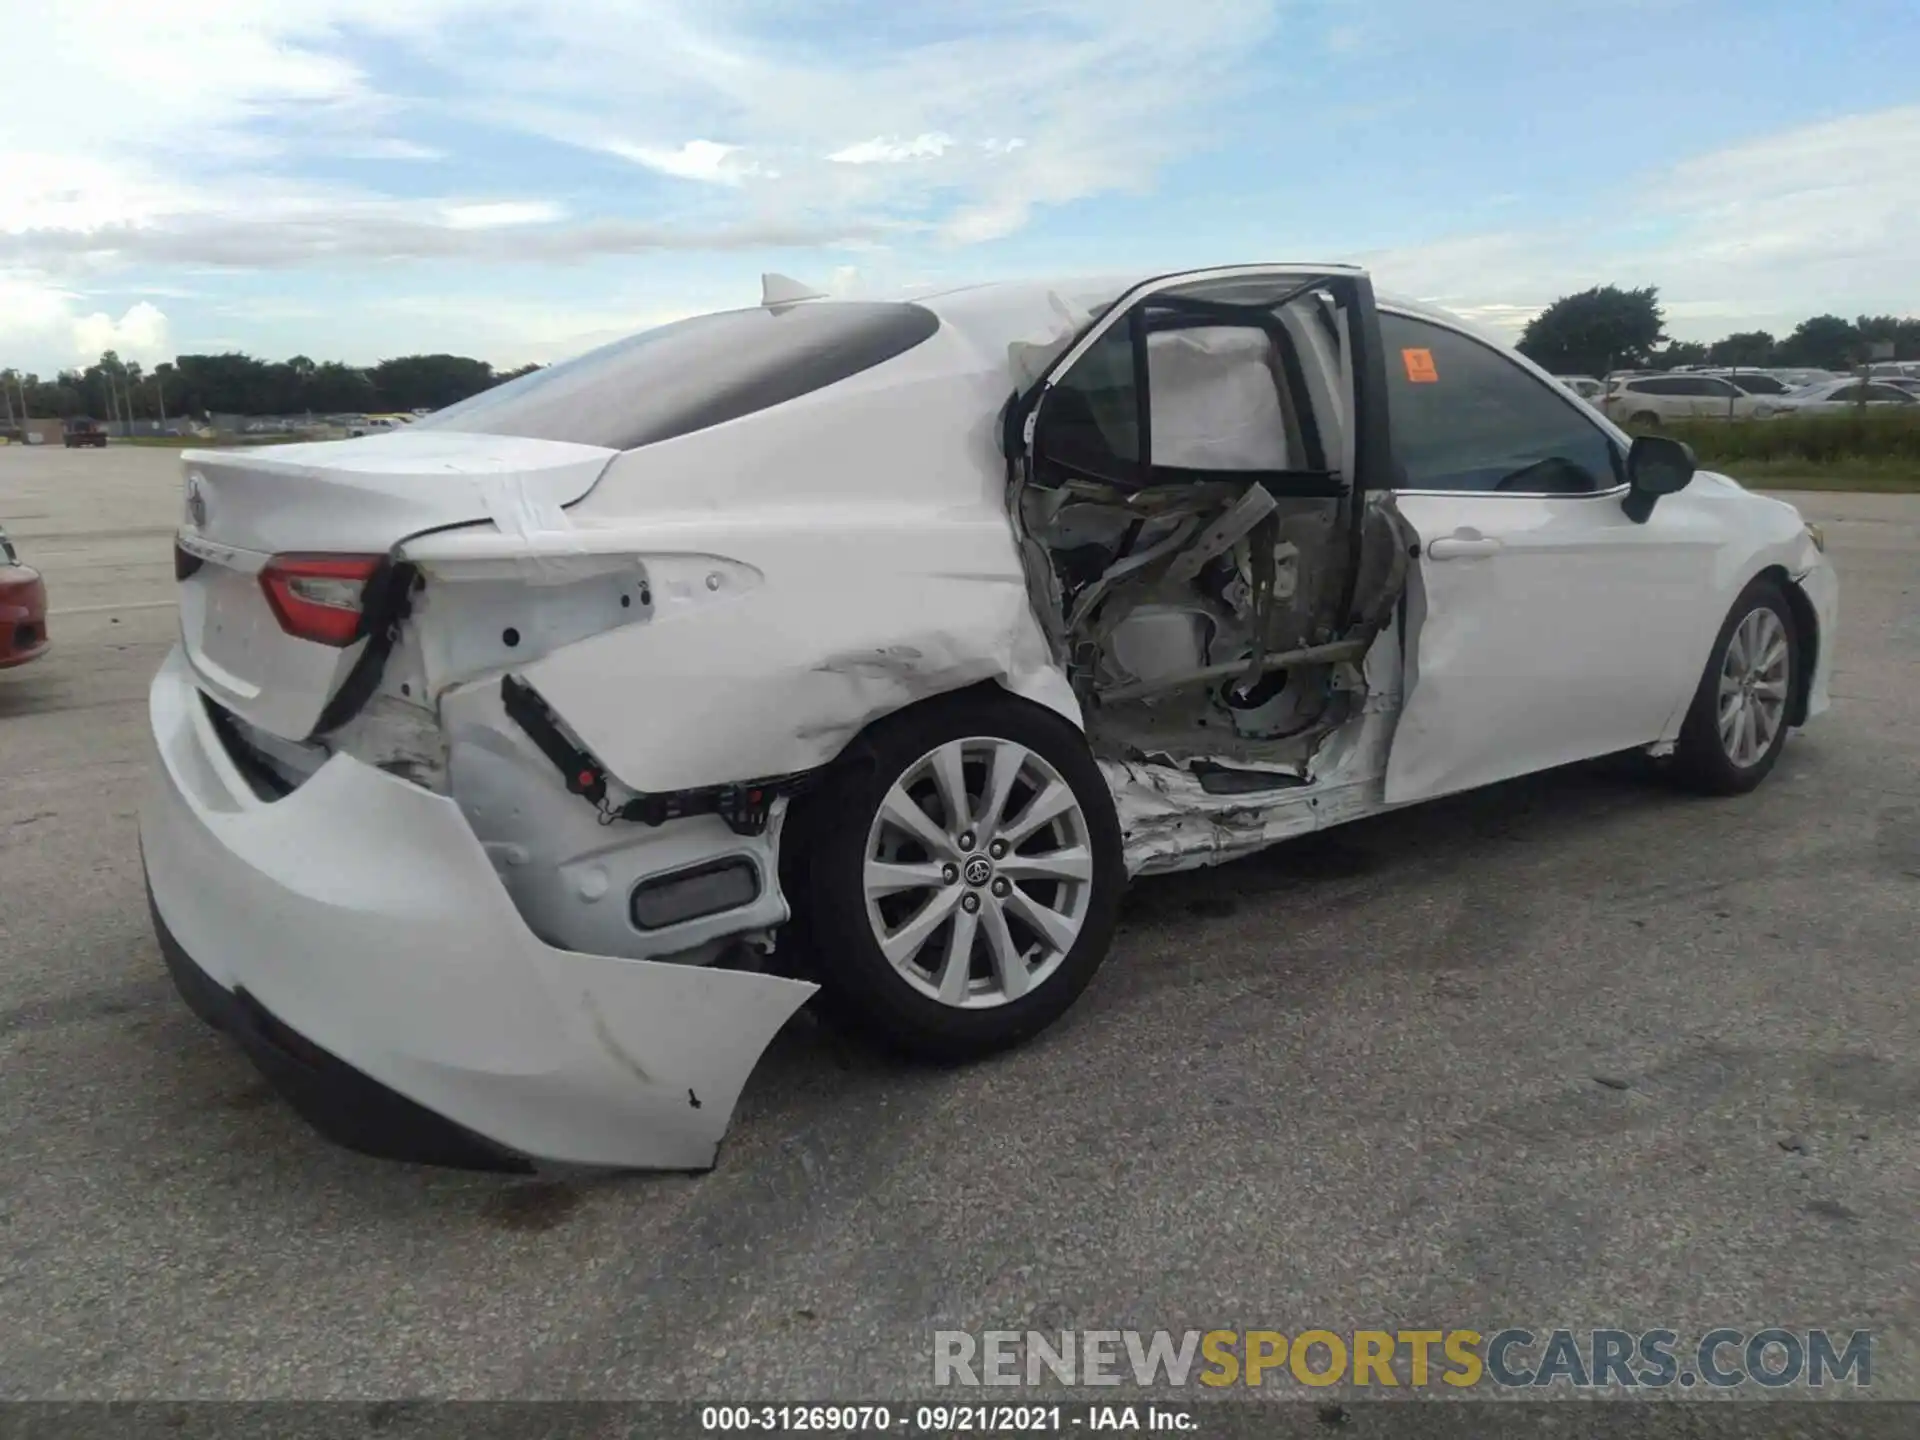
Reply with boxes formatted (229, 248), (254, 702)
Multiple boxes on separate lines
(933, 1328), (1872, 1390)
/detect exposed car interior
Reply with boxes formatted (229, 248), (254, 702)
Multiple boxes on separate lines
(1012, 274), (1416, 790)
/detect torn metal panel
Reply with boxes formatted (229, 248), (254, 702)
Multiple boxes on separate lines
(1102, 611), (1410, 875)
(439, 676), (795, 964)
(143, 646), (815, 1170)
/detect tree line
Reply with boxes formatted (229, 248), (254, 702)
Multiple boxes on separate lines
(0, 351), (544, 425)
(1517, 286), (1920, 379)
(7, 290), (1913, 425)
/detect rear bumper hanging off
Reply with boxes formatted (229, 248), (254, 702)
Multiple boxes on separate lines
(140, 645), (817, 1171)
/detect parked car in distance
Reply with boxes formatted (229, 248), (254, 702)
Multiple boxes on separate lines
(1604, 374), (1776, 426)
(142, 263), (1839, 1174)
(63, 418), (108, 448)
(1767, 380), (1920, 415)
(346, 414), (414, 437)
(1702, 370), (1793, 397)
(0, 525), (50, 670)
(1771, 368), (1841, 389)
(1876, 377), (1920, 397)
(1555, 375), (1605, 402)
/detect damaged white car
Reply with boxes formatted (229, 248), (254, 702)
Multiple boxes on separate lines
(142, 264), (1838, 1172)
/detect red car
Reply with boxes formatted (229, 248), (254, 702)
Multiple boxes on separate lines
(0, 526), (49, 668)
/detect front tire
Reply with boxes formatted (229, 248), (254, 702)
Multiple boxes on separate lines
(1667, 577), (1799, 795)
(1630, 410), (1662, 430)
(792, 690), (1126, 1062)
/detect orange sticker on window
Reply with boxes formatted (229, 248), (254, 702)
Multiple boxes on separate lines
(1403, 347), (1439, 383)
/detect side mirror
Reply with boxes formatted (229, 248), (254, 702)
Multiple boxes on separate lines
(1622, 435), (1696, 523)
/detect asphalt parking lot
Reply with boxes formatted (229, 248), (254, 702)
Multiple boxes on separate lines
(1, 444), (1915, 1402)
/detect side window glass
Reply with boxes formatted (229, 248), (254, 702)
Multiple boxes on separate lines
(1033, 325), (1140, 481)
(1380, 313), (1622, 495)
(1034, 308), (1323, 487)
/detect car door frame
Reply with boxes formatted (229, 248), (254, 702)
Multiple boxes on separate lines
(1372, 303), (1723, 806)
(1004, 262), (1396, 485)
(1001, 264), (1400, 634)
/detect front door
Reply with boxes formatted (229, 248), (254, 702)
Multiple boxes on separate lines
(1376, 310), (1717, 804)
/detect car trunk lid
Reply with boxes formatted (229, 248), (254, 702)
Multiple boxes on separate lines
(175, 430), (616, 740)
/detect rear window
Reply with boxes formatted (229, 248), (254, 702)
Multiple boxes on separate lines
(414, 301), (941, 451)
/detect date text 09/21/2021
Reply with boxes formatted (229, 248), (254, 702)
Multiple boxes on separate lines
(699, 1405), (1190, 1433)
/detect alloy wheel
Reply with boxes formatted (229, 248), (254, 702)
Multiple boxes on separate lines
(1718, 606), (1790, 768)
(861, 737), (1095, 1009)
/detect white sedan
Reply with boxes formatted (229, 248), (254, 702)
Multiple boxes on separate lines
(1769, 379), (1920, 414)
(143, 264), (1838, 1172)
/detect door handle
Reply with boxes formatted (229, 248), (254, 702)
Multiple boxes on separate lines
(1427, 533), (1504, 560)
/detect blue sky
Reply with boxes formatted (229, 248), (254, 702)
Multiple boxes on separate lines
(2, 0), (1915, 375)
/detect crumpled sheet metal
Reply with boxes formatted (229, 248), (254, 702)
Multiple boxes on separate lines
(517, 536), (1079, 797)
(1101, 620), (1408, 876)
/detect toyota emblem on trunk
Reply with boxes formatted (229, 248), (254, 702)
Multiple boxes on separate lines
(185, 476), (207, 528)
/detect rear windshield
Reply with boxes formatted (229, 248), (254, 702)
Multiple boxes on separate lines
(414, 300), (941, 451)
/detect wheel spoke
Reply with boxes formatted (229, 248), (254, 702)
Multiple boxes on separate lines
(928, 741), (972, 835)
(1000, 780), (1078, 847)
(878, 887), (961, 968)
(1738, 703), (1758, 765)
(864, 860), (949, 898)
(1754, 697), (1782, 751)
(997, 846), (1094, 884)
(936, 906), (978, 1005)
(1003, 885), (1080, 957)
(1725, 622), (1749, 675)
(879, 783), (959, 861)
(980, 899), (1029, 1000)
(1752, 677), (1789, 701)
(1719, 697), (1742, 747)
(978, 741), (1029, 840)
(1756, 637), (1788, 678)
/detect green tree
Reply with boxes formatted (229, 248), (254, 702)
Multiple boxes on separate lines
(1710, 331), (1777, 367)
(1853, 315), (1920, 362)
(1777, 315), (1860, 370)
(1658, 341), (1709, 369)
(369, 354), (496, 412)
(1518, 285), (1667, 377)
(306, 361), (376, 414)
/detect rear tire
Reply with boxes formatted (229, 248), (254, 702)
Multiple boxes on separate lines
(1630, 410), (1662, 430)
(789, 690), (1126, 1062)
(1666, 577), (1799, 795)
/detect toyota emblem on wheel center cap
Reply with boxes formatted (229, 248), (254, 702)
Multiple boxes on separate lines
(962, 856), (993, 887)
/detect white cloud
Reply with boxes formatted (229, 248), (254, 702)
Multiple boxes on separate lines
(1362, 105), (1920, 342)
(346, 139), (448, 161)
(73, 301), (171, 364)
(439, 201), (567, 229)
(0, 0), (1277, 282)
(830, 133), (955, 165)
(0, 276), (171, 371)
(605, 139), (761, 185)
(6, 0), (1906, 368)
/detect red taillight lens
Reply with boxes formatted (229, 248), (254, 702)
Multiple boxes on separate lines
(258, 554), (383, 647)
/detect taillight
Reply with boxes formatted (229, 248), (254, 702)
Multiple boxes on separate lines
(258, 555), (383, 647)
